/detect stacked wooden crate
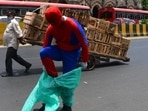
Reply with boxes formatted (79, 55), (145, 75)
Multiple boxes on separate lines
(39, 5), (90, 27)
(86, 17), (130, 60)
(22, 10), (49, 45)
(61, 9), (90, 27)
(22, 5), (90, 45)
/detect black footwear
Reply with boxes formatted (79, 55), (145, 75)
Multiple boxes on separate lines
(1, 73), (13, 77)
(56, 107), (62, 111)
(33, 103), (45, 111)
(60, 104), (72, 111)
(25, 64), (32, 73)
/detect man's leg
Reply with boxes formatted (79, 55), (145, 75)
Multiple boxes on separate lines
(2, 47), (14, 77)
(11, 48), (32, 73)
(13, 54), (32, 72)
(40, 46), (61, 77)
(60, 88), (74, 111)
(33, 46), (61, 111)
(60, 48), (81, 111)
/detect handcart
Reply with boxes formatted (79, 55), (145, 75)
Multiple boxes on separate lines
(85, 17), (131, 71)
(86, 52), (130, 71)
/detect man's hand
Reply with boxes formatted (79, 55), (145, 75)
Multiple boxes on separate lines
(21, 39), (27, 45)
(80, 62), (88, 70)
(18, 38), (26, 45)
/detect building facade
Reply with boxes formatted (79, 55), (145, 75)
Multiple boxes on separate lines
(21, 0), (143, 18)
(46, 0), (142, 18)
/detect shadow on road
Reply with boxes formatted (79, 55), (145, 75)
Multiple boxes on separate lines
(0, 68), (43, 77)
(95, 60), (129, 68)
(0, 66), (64, 77)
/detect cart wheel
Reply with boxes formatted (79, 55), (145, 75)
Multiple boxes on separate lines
(86, 54), (96, 71)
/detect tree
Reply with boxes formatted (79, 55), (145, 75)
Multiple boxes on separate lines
(142, 0), (148, 10)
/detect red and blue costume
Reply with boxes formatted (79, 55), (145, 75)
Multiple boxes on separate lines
(39, 7), (88, 110)
(40, 7), (89, 77)
(21, 7), (89, 111)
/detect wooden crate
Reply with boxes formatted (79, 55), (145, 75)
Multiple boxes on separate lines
(22, 24), (45, 42)
(71, 11), (80, 20)
(88, 41), (98, 53)
(63, 10), (80, 21)
(96, 19), (109, 33)
(106, 22), (116, 34)
(121, 37), (131, 48)
(62, 9), (89, 26)
(86, 27), (96, 40)
(118, 48), (129, 57)
(88, 16), (100, 27)
(39, 5), (49, 15)
(61, 9), (70, 16)
(94, 32), (112, 44)
(78, 12), (90, 26)
(23, 12), (48, 30)
(109, 44), (129, 58)
(95, 43), (111, 55)
(109, 44), (121, 57)
(110, 35), (122, 45)
(41, 19), (49, 31)
(95, 20), (116, 34)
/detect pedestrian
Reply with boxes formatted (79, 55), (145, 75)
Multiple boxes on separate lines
(1, 10), (32, 77)
(33, 6), (89, 111)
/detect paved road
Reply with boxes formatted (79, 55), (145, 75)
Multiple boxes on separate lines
(0, 38), (148, 111)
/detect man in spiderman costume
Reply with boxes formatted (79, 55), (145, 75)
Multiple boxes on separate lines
(34, 6), (89, 111)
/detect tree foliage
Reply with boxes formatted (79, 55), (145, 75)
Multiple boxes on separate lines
(142, 0), (148, 10)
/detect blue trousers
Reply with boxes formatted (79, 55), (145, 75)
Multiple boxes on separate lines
(40, 45), (81, 74)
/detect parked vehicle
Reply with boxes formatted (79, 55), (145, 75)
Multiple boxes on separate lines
(0, 16), (22, 22)
(98, 7), (148, 22)
(113, 18), (135, 24)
